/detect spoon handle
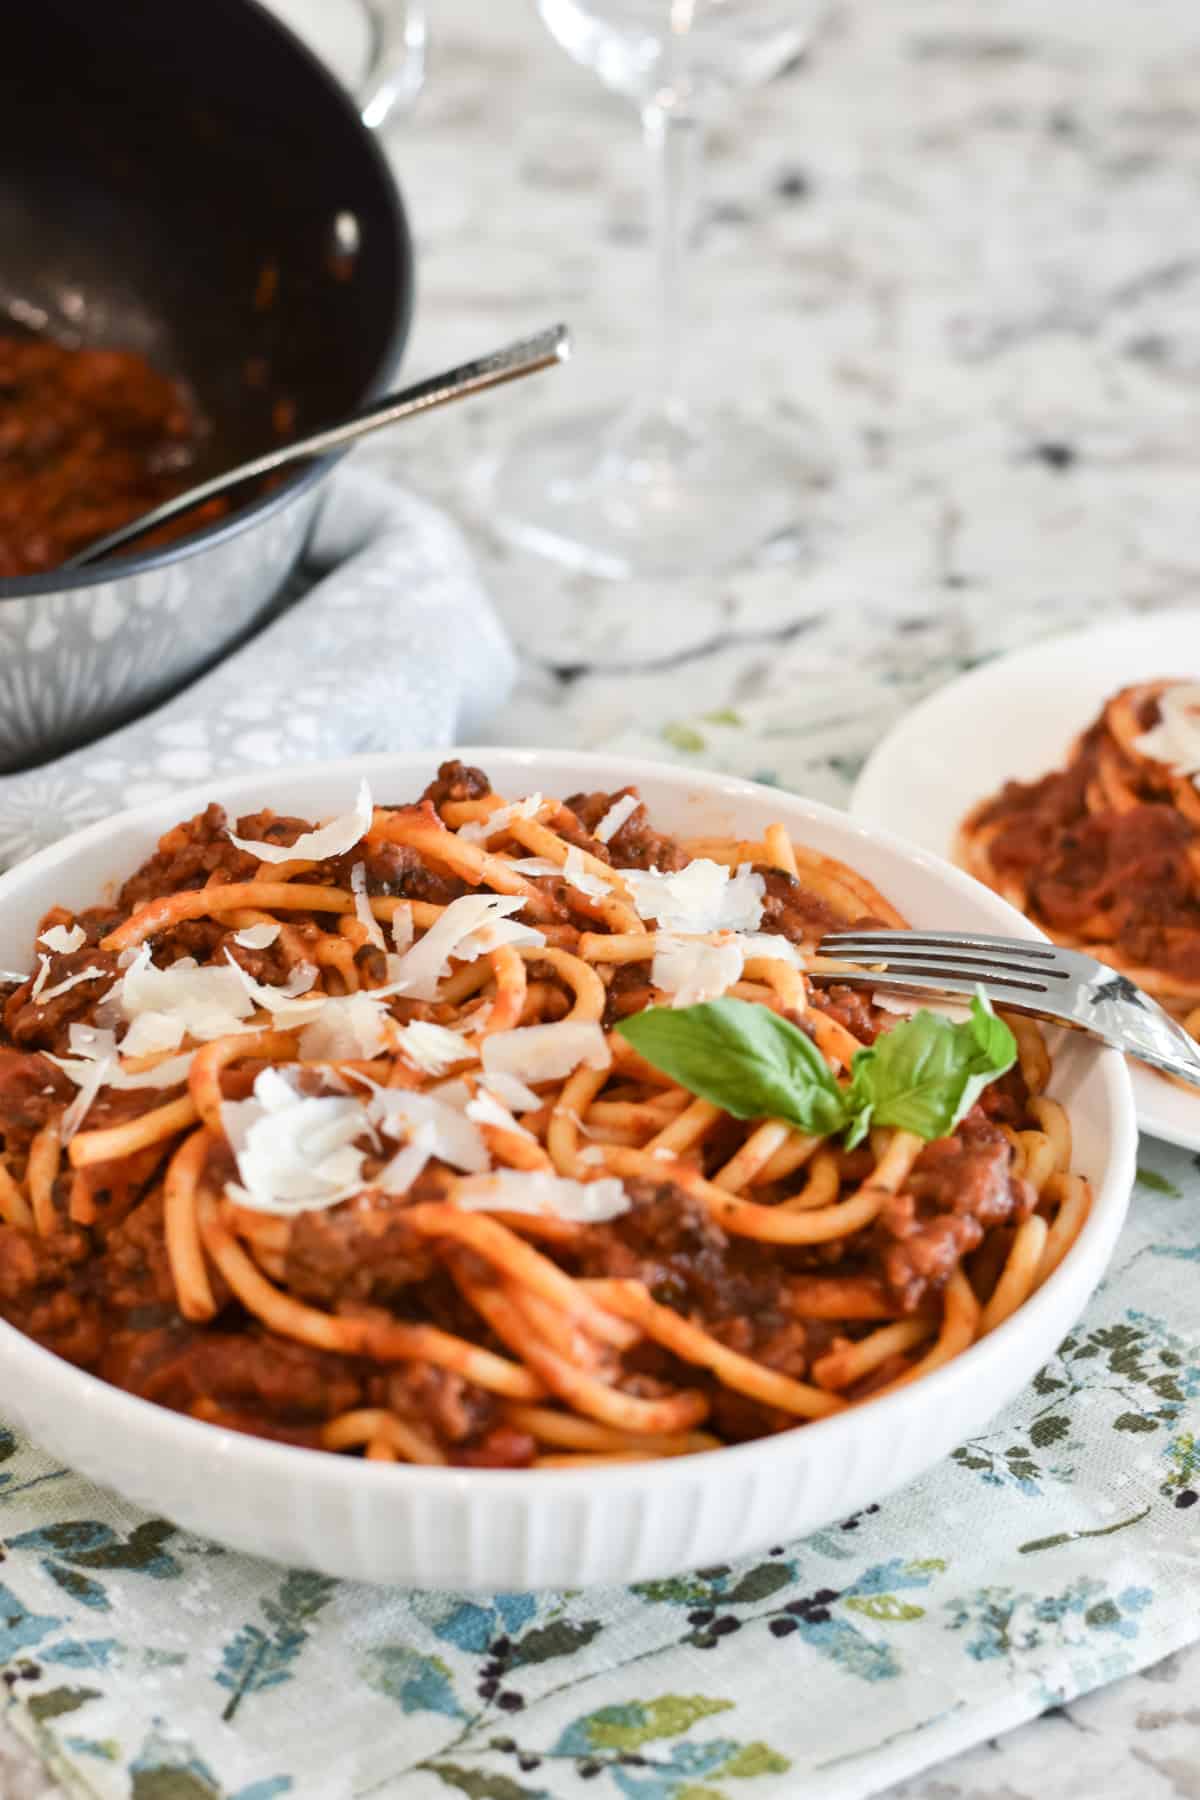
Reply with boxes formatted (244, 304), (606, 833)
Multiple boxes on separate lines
(65, 323), (571, 569)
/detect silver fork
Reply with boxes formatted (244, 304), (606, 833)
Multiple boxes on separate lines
(814, 929), (1200, 1089)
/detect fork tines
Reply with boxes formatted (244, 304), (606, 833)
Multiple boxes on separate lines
(815, 929), (1069, 1000)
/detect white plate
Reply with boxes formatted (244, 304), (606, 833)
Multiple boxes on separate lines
(851, 612), (1198, 1148)
(0, 748), (1135, 1589)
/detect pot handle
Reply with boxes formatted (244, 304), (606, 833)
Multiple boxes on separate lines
(359, 1), (427, 130)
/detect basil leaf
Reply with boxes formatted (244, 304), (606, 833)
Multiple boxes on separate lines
(616, 997), (850, 1138)
(848, 991), (1017, 1142)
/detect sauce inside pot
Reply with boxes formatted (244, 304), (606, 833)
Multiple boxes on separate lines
(0, 335), (228, 577)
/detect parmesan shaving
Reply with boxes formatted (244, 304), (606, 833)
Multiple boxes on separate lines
(465, 1088), (535, 1140)
(651, 933), (744, 1007)
(350, 862), (386, 950)
(298, 993), (391, 1062)
(593, 793), (639, 843)
(482, 1020), (610, 1087)
(1134, 683), (1200, 779)
(737, 932), (805, 968)
(456, 793), (543, 844)
(619, 858), (765, 934)
(39, 924), (86, 954)
(382, 894), (544, 1001)
(562, 845), (612, 898)
(479, 1069), (542, 1113)
(508, 857), (562, 879)
(376, 1120), (437, 1197)
(36, 965), (109, 1004)
(223, 1067), (370, 1215)
(227, 780), (373, 865)
(49, 1028), (196, 1097)
(396, 1020), (477, 1076)
(29, 956), (49, 1001)
(454, 1170), (630, 1223)
(59, 1056), (115, 1141)
(223, 954), (324, 1022)
(231, 923), (281, 950)
(390, 905), (414, 954)
(370, 1089), (489, 1180)
(118, 946), (255, 1042)
(121, 1012), (186, 1057)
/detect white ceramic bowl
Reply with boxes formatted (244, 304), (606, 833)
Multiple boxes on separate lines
(0, 749), (1136, 1590)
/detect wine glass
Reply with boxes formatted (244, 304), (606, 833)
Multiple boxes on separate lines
(488, 0), (828, 581)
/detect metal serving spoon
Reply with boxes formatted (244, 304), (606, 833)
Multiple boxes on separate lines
(62, 323), (570, 569)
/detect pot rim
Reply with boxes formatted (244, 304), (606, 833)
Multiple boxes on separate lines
(0, 0), (413, 605)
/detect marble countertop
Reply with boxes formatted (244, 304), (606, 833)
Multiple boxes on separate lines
(5, 0), (1200, 1793)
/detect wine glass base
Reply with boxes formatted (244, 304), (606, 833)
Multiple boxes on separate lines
(483, 405), (829, 581)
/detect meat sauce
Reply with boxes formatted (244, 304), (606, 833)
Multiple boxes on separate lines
(0, 335), (227, 576)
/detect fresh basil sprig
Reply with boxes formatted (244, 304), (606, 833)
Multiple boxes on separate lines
(616, 992), (1016, 1146)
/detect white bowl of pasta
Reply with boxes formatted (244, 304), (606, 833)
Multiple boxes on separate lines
(0, 748), (1136, 1590)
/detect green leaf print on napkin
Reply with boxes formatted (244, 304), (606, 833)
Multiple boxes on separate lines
(215, 1569), (338, 1722)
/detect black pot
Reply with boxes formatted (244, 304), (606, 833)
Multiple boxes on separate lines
(0, 0), (413, 769)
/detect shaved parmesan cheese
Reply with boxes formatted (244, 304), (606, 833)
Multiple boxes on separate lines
(39, 924), (86, 954)
(396, 1020), (476, 1076)
(223, 1067), (370, 1214)
(115, 1052), (197, 1090)
(457, 793), (543, 844)
(228, 780), (373, 865)
(36, 965), (109, 1004)
(482, 1020), (610, 1087)
(619, 859), (765, 934)
(223, 954), (324, 1023)
(390, 905), (414, 954)
(376, 1119), (437, 1196)
(594, 793), (639, 843)
(29, 956), (49, 1001)
(577, 1144), (607, 1166)
(652, 934), (744, 1007)
(60, 1055), (115, 1140)
(480, 1069), (542, 1113)
(737, 932), (805, 968)
(465, 1088), (535, 1140)
(350, 862), (386, 950)
(121, 1012), (186, 1057)
(455, 1170), (630, 1223)
(508, 857), (562, 879)
(1135, 683), (1200, 779)
(119, 946), (254, 1042)
(563, 845), (612, 898)
(298, 993), (391, 1062)
(370, 1089), (489, 1180)
(50, 1028), (197, 1098)
(231, 923), (281, 950)
(384, 894), (544, 1001)
(68, 1023), (116, 1060)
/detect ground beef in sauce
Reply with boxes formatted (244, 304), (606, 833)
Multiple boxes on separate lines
(875, 1115), (1034, 1312)
(420, 760), (492, 812)
(284, 1209), (435, 1307)
(118, 804), (252, 907)
(579, 1180), (788, 1332)
(0, 1049), (73, 1134)
(809, 985), (890, 1045)
(106, 1325), (364, 1426)
(564, 789), (690, 872)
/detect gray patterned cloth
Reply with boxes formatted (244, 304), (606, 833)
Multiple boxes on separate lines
(0, 467), (516, 870)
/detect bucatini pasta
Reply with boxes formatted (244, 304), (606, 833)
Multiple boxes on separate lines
(0, 761), (1090, 1468)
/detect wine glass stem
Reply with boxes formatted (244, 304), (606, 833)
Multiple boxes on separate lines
(641, 98), (703, 425)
